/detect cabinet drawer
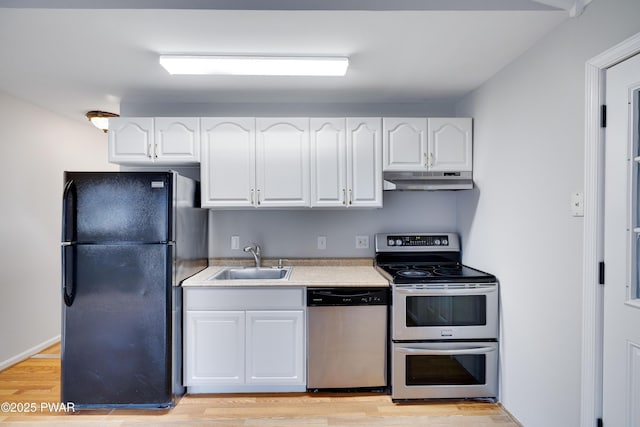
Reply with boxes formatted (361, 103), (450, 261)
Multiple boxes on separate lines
(185, 287), (305, 310)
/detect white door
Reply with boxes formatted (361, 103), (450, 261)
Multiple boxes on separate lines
(427, 118), (473, 172)
(184, 311), (245, 386)
(310, 118), (347, 207)
(382, 118), (427, 171)
(603, 52), (640, 427)
(347, 118), (383, 207)
(245, 310), (304, 385)
(201, 118), (256, 208)
(108, 117), (154, 164)
(256, 118), (310, 207)
(154, 117), (200, 164)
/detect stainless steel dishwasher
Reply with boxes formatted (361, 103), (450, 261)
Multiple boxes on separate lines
(307, 287), (389, 391)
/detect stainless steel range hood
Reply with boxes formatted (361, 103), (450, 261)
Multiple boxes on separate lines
(383, 171), (473, 191)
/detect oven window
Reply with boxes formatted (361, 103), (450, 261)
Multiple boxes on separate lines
(406, 295), (486, 327)
(406, 354), (486, 386)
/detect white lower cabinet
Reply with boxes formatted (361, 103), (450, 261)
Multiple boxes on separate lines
(245, 311), (304, 385)
(186, 311), (245, 386)
(184, 287), (306, 393)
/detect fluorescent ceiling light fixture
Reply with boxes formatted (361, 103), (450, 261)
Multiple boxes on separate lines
(159, 55), (349, 76)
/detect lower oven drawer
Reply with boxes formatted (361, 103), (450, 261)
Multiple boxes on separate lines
(392, 341), (498, 400)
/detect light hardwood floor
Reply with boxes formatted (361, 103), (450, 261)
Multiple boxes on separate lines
(0, 343), (521, 426)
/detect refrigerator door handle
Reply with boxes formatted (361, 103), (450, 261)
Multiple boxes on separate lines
(62, 179), (76, 242)
(62, 246), (75, 307)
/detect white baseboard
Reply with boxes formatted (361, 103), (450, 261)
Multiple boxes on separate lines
(0, 335), (61, 371)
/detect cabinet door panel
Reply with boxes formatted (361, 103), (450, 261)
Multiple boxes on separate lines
(348, 118), (383, 207)
(427, 118), (472, 172)
(185, 311), (245, 385)
(155, 117), (200, 163)
(108, 117), (153, 164)
(256, 118), (310, 207)
(201, 118), (256, 207)
(245, 311), (304, 385)
(383, 118), (427, 171)
(310, 118), (346, 207)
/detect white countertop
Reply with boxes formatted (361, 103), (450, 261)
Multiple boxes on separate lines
(183, 265), (389, 288)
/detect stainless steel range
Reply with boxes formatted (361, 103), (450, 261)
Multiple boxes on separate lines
(375, 233), (499, 401)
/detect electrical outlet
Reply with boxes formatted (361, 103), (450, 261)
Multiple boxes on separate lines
(355, 235), (369, 249)
(317, 236), (327, 250)
(231, 235), (240, 250)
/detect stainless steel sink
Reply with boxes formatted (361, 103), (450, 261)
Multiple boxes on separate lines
(207, 266), (292, 281)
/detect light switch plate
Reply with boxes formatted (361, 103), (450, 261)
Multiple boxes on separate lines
(571, 192), (584, 217)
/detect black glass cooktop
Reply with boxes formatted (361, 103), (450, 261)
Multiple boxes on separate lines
(378, 263), (496, 284)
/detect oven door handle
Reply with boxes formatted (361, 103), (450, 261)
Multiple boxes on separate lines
(394, 287), (496, 295)
(396, 346), (496, 355)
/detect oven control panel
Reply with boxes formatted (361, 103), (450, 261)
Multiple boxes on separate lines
(375, 233), (460, 252)
(387, 235), (449, 247)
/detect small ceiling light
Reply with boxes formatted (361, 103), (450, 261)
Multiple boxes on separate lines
(85, 111), (119, 133)
(159, 55), (349, 77)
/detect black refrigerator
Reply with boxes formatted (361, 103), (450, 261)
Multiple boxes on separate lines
(60, 171), (208, 409)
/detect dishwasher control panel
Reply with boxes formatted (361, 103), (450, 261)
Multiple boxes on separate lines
(307, 288), (389, 306)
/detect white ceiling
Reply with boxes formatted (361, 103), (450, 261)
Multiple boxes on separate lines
(0, 2), (569, 124)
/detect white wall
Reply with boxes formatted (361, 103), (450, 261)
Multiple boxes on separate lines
(455, 1), (640, 426)
(120, 101), (457, 118)
(0, 92), (116, 368)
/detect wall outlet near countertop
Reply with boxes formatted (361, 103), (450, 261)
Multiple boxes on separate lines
(317, 236), (327, 250)
(355, 235), (369, 249)
(231, 235), (240, 250)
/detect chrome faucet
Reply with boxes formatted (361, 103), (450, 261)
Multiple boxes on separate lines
(243, 243), (261, 268)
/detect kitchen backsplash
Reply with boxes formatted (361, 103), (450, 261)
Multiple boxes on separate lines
(208, 190), (457, 258)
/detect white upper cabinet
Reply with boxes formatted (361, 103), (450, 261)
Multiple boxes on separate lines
(108, 117), (199, 165)
(108, 117), (154, 164)
(310, 118), (347, 207)
(201, 118), (256, 208)
(154, 117), (200, 163)
(382, 117), (473, 173)
(427, 118), (473, 172)
(201, 117), (311, 209)
(310, 118), (382, 208)
(382, 118), (427, 171)
(256, 118), (310, 207)
(347, 118), (383, 207)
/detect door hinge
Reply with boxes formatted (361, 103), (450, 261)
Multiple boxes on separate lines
(599, 262), (605, 285)
(597, 417), (603, 427)
(601, 105), (607, 128)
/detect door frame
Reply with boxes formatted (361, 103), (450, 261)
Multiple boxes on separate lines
(582, 31), (640, 427)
